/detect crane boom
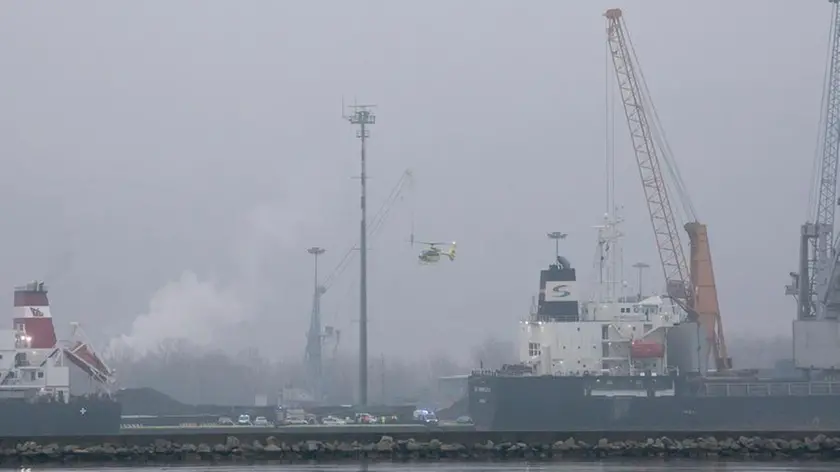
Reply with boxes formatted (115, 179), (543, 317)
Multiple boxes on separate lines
(817, 1), (840, 243)
(604, 9), (692, 304)
(605, 8), (730, 371)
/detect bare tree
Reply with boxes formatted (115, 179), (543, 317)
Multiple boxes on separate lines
(108, 336), (513, 407)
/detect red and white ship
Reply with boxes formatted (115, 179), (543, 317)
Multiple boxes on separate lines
(0, 281), (121, 436)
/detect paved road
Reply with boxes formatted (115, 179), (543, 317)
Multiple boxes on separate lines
(121, 423), (476, 435)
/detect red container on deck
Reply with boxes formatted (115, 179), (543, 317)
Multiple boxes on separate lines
(630, 340), (664, 358)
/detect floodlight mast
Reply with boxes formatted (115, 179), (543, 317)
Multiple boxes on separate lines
(547, 232), (568, 261)
(305, 246), (326, 400)
(344, 102), (376, 406)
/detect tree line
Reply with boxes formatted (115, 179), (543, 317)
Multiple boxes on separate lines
(106, 337), (517, 407)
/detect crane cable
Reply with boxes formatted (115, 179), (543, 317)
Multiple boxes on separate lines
(323, 170), (415, 326)
(622, 16), (696, 224)
(320, 169), (415, 293)
(807, 4), (839, 223)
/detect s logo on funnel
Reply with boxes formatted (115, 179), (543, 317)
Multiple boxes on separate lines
(552, 284), (571, 298)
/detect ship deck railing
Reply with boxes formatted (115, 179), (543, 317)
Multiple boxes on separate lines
(701, 381), (840, 397)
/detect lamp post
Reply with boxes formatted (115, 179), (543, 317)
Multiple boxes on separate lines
(307, 247), (326, 287)
(547, 232), (568, 261)
(306, 246), (326, 400)
(345, 103), (376, 406)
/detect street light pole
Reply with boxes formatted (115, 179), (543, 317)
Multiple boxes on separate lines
(546, 232), (568, 262)
(306, 246), (326, 400)
(345, 103), (376, 406)
(308, 247), (325, 290)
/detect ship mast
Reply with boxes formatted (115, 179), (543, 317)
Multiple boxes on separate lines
(592, 212), (625, 305)
(591, 55), (626, 306)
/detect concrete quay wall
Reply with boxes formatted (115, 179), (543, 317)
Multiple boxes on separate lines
(4, 426), (840, 447)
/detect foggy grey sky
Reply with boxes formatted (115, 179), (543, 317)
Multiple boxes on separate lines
(0, 0), (826, 362)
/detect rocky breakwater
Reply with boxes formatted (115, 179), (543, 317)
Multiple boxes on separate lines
(6, 434), (840, 465)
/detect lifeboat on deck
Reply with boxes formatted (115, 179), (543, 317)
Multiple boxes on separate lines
(63, 323), (115, 385)
(630, 340), (665, 359)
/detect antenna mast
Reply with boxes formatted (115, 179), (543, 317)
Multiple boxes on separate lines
(344, 101), (376, 406)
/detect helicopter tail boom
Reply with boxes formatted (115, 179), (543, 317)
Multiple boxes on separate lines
(445, 241), (457, 261)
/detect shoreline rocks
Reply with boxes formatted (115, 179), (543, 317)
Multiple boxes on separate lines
(3, 434), (840, 465)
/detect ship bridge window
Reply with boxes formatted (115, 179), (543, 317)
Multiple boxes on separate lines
(528, 342), (541, 357)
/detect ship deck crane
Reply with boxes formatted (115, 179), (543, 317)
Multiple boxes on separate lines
(305, 169), (414, 398)
(605, 8), (731, 372)
(788, 1), (840, 320)
(787, 1), (840, 374)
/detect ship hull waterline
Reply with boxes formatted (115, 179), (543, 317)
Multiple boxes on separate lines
(0, 398), (121, 436)
(468, 375), (840, 431)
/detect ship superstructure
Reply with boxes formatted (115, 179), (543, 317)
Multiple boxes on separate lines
(1, 281), (115, 400)
(516, 214), (677, 398)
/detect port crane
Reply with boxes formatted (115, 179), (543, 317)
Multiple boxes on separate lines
(605, 8), (731, 372)
(786, 1), (840, 372)
(304, 169), (414, 399)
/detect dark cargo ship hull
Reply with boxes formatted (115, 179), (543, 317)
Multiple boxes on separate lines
(0, 398), (121, 436)
(468, 375), (840, 431)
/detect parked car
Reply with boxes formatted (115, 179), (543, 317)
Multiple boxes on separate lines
(283, 417), (309, 425)
(237, 414), (252, 426)
(356, 413), (376, 424)
(254, 416), (270, 427)
(217, 416), (235, 426)
(455, 416), (474, 424)
(321, 415), (347, 425)
(412, 409), (439, 425)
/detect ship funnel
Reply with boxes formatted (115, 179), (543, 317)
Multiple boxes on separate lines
(13, 281), (57, 349)
(538, 255), (580, 322)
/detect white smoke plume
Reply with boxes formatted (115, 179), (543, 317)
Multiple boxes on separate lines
(108, 271), (240, 356)
(109, 171), (344, 359)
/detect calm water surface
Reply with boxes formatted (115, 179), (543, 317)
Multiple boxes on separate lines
(23, 462), (840, 472)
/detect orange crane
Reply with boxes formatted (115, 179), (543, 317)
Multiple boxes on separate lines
(604, 8), (731, 372)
